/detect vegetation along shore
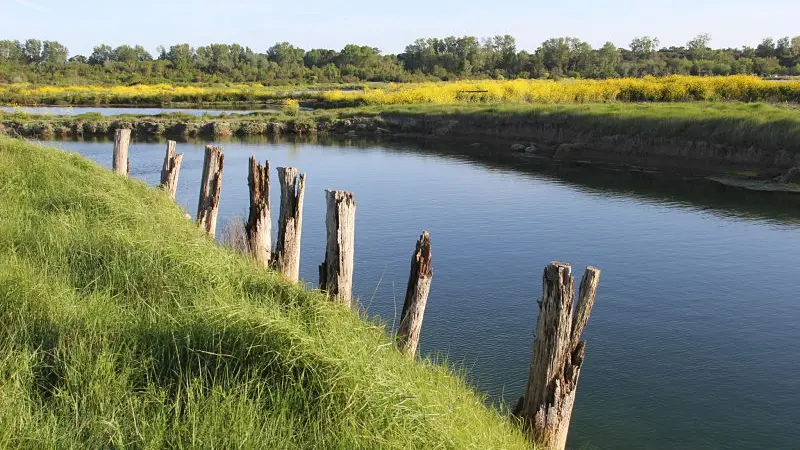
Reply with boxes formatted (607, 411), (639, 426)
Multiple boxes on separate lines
(3, 101), (799, 178)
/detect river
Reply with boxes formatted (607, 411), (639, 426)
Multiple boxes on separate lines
(45, 136), (800, 449)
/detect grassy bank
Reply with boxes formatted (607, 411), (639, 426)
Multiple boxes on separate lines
(3, 76), (800, 106)
(2, 102), (799, 157)
(0, 136), (530, 448)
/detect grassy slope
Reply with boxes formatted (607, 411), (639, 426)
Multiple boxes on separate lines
(339, 102), (800, 153)
(2, 101), (799, 151)
(0, 136), (530, 449)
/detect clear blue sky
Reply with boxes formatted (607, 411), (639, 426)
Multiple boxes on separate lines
(3, 0), (799, 56)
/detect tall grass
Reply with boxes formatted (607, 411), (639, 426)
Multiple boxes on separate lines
(0, 136), (530, 449)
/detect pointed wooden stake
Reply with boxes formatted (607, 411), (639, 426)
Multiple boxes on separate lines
(272, 167), (305, 282)
(196, 145), (224, 237)
(319, 190), (356, 307)
(397, 231), (433, 357)
(112, 129), (131, 177)
(246, 156), (271, 268)
(159, 140), (183, 201)
(517, 263), (601, 450)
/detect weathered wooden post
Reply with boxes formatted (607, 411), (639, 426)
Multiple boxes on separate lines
(246, 156), (271, 268)
(159, 140), (183, 201)
(319, 190), (356, 307)
(112, 129), (131, 176)
(196, 145), (224, 237)
(272, 167), (305, 282)
(397, 231), (433, 358)
(517, 263), (601, 450)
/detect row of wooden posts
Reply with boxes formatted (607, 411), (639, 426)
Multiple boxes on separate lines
(111, 129), (601, 450)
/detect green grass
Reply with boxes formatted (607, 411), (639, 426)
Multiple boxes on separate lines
(4, 101), (798, 157)
(0, 135), (530, 449)
(337, 102), (800, 153)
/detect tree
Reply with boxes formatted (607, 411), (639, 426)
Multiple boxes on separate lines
(791, 36), (800, 66)
(537, 38), (571, 77)
(165, 43), (194, 71)
(88, 44), (114, 65)
(775, 37), (795, 67)
(687, 33), (712, 60)
(752, 56), (781, 75)
(591, 42), (621, 78)
(304, 48), (338, 67)
(267, 42), (304, 66)
(629, 36), (660, 61)
(0, 40), (24, 63)
(336, 45), (380, 68)
(23, 39), (43, 64)
(756, 38), (776, 58)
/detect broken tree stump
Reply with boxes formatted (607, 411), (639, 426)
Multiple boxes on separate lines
(159, 140), (183, 201)
(245, 156), (271, 268)
(319, 190), (356, 307)
(397, 231), (433, 358)
(272, 167), (305, 282)
(196, 145), (224, 237)
(518, 263), (601, 450)
(112, 129), (131, 177)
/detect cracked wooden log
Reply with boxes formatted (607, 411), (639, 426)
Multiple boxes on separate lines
(246, 156), (271, 268)
(112, 129), (131, 177)
(319, 190), (356, 307)
(196, 145), (224, 237)
(517, 263), (601, 450)
(397, 231), (433, 358)
(272, 167), (305, 282)
(159, 140), (183, 201)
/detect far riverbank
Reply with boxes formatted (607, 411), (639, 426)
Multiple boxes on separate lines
(2, 102), (799, 182)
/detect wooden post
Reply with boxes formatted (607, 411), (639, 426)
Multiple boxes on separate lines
(272, 167), (305, 282)
(159, 140), (183, 201)
(517, 263), (601, 450)
(112, 129), (131, 176)
(246, 156), (271, 268)
(319, 190), (356, 307)
(397, 231), (433, 358)
(196, 145), (224, 237)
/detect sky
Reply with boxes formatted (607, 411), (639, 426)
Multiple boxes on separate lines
(3, 0), (799, 56)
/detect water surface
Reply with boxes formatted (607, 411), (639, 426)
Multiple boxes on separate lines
(46, 137), (800, 449)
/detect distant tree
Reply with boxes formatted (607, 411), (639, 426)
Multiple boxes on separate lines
(304, 48), (338, 67)
(165, 43), (194, 71)
(791, 36), (800, 66)
(629, 36), (660, 61)
(0, 40), (24, 63)
(752, 56), (781, 75)
(41, 41), (68, 65)
(88, 44), (114, 65)
(267, 42), (304, 66)
(23, 39), (43, 64)
(537, 38), (571, 77)
(775, 37), (795, 67)
(756, 38), (776, 58)
(336, 45), (380, 67)
(687, 33), (712, 60)
(591, 42), (621, 78)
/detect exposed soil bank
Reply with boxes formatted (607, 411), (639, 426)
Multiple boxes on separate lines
(2, 105), (799, 177)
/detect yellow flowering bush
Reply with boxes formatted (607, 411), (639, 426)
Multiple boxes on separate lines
(321, 75), (800, 105)
(1, 76), (799, 106)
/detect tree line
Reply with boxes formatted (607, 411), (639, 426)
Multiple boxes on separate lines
(1, 34), (799, 85)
